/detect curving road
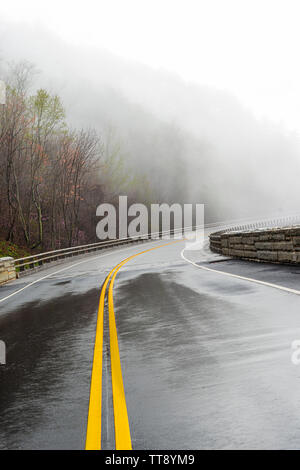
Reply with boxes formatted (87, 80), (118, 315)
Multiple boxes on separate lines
(1, 232), (300, 449)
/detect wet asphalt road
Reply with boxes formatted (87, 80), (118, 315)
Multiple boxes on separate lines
(1, 237), (300, 449)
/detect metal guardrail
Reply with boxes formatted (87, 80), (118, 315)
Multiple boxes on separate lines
(210, 213), (300, 236)
(14, 226), (195, 273)
(14, 212), (300, 273)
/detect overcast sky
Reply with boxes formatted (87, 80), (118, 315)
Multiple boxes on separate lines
(1, 0), (300, 132)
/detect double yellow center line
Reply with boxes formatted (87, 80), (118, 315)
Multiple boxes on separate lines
(85, 240), (181, 450)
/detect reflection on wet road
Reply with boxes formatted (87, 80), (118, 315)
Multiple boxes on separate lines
(0, 288), (99, 449)
(115, 270), (300, 449)
(1, 238), (300, 449)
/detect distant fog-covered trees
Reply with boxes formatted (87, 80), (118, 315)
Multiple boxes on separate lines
(0, 63), (150, 250)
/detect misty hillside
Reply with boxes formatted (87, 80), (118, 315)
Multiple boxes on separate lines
(1, 22), (299, 221)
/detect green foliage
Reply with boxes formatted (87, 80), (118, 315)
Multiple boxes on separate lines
(28, 88), (66, 138)
(0, 240), (30, 259)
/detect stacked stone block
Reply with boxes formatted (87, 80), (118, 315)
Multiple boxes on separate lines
(0, 257), (16, 284)
(209, 226), (300, 264)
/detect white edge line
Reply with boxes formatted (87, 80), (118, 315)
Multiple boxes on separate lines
(0, 241), (163, 304)
(181, 247), (300, 297)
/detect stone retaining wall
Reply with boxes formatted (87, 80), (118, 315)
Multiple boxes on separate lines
(0, 257), (16, 284)
(210, 227), (300, 264)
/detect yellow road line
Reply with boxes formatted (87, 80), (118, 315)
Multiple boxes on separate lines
(86, 239), (183, 450)
(85, 274), (108, 449)
(85, 262), (123, 450)
(108, 263), (132, 450)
